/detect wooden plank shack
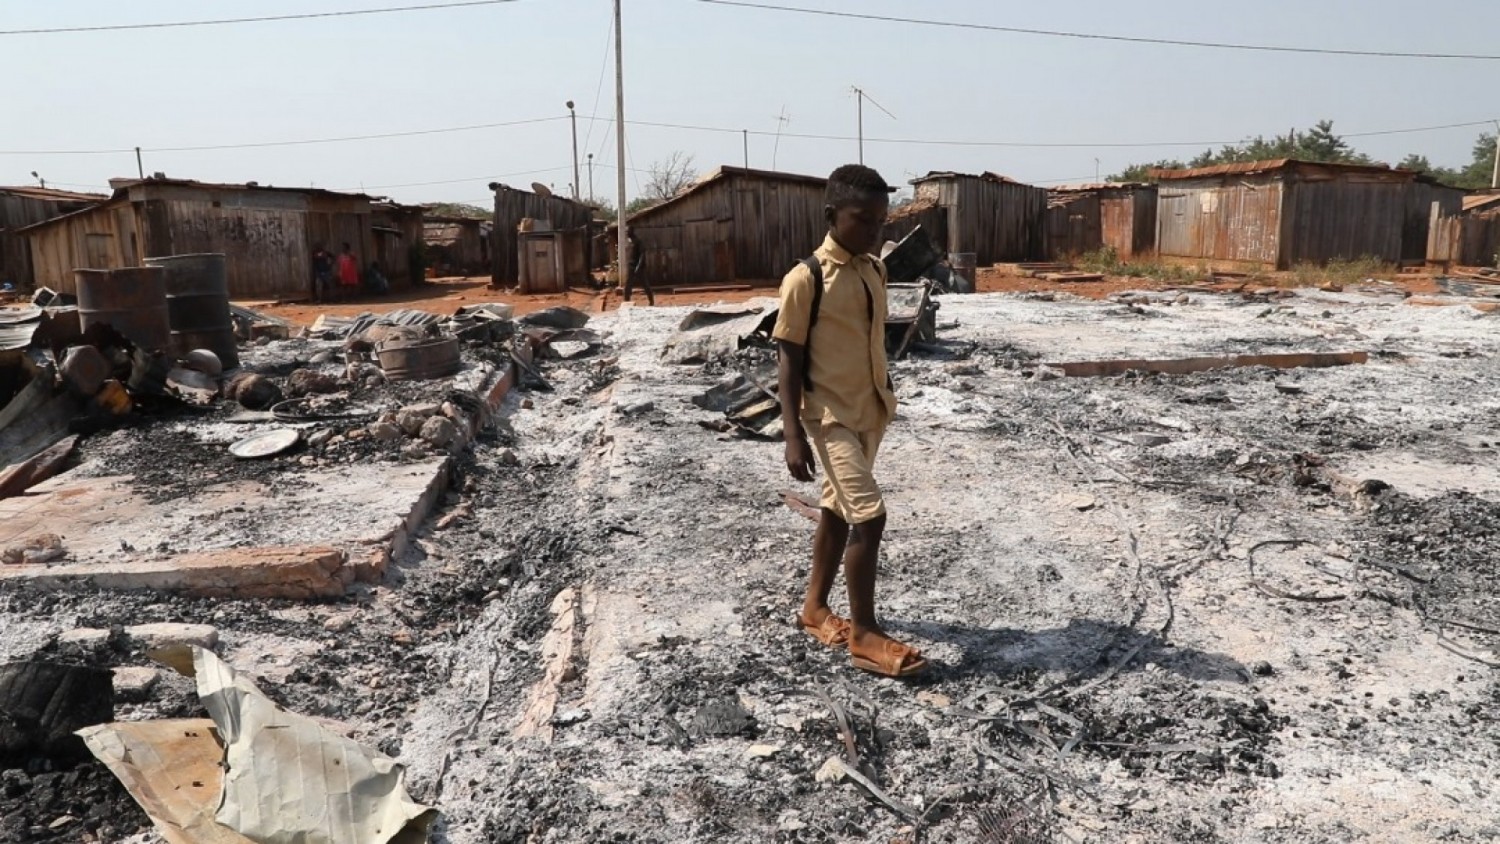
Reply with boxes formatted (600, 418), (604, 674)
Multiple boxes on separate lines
(1153, 159), (1448, 271)
(1427, 203), (1500, 269)
(371, 202), (426, 288)
(909, 171), (1048, 266)
(0, 186), (106, 289)
(423, 216), (490, 276)
(490, 183), (596, 287)
(1046, 184), (1159, 261)
(19, 178), (382, 300)
(623, 166), (827, 288)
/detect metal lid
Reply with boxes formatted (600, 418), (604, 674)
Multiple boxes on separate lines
(228, 428), (301, 459)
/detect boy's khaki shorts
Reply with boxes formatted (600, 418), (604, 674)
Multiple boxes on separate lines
(807, 419), (886, 524)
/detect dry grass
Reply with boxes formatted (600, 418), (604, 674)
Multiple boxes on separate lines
(1075, 247), (1208, 282)
(1290, 256), (1397, 288)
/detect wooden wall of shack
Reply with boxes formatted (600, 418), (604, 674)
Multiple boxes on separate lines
(490, 185), (595, 287)
(912, 175), (1047, 265)
(424, 218), (489, 276)
(628, 170), (826, 287)
(1428, 208), (1500, 267)
(24, 183), (385, 299)
(1157, 164), (1455, 270)
(371, 203), (425, 289)
(0, 189), (103, 289)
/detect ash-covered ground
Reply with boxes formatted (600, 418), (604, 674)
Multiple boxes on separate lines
(4, 288), (1500, 843)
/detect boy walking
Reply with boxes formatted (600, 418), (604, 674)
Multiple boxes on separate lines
(773, 164), (927, 678)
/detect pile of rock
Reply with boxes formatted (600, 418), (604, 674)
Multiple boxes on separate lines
(366, 401), (474, 458)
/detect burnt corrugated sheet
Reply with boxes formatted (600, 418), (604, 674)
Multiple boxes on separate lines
(917, 174), (1047, 265)
(492, 187), (595, 286)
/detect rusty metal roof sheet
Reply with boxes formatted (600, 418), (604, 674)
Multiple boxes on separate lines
(1463, 192), (1500, 212)
(107, 176), (377, 201)
(1048, 182), (1154, 193)
(1150, 159), (1414, 181)
(911, 171), (1030, 186)
(0, 186), (108, 203)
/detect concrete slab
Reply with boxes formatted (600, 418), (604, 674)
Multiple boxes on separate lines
(0, 457), (450, 597)
(0, 546), (349, 599)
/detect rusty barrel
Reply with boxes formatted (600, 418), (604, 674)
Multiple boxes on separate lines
(74, 267), (171, 352)
(376, 336), (461, 381)
(145, 253), (239, 369)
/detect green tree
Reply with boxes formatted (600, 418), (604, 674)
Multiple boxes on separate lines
(1109, 159), (1184, 183)
(1115, 120), (1372, 182)
(623, 196), (661, 217)
(1398, 132), (1497, 188)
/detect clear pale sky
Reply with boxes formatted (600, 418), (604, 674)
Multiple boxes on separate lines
(5, 0), (1499, 206)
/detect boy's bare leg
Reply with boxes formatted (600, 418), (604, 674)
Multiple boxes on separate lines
(843, 513), (886, 644)
(844, 512), (925, 673)
(801, 508), (850, 628)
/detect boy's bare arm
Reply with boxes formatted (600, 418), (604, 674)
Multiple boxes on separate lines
(777, 339), (815, 482)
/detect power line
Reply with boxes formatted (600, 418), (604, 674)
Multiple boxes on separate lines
(0, 116), (567, 156)
(6, 112), (1494, 160)
(0, 1), (521, 36)
(609, 115), (1500, 150)
(694, 0), (1500, 61)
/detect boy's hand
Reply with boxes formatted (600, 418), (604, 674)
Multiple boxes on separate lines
(785, 435), (816, 482)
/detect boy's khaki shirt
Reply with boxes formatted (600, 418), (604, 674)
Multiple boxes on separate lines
(772, 234), (897, 433)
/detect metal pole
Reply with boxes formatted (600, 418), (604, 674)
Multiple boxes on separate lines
(587, 153), (594, 202)
(856, 89), (864, 164)
(135, 146), (144, 179)
(743, 129), (749, 168)
(614, 0), (630, 293)
(568, 101), (580, 201)
(1492, 127), (1499, 189)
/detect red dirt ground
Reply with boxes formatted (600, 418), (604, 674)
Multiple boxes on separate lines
(240, 277), (779, 328)
(240, 268), (1454, 329)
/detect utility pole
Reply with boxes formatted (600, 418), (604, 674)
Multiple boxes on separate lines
(743, 129), (749, 168)
(851, 86), (895, 166)
(614, 0), (630, 294)
(587, 153), (594, 202)
(567, 101), (580, 201)
(135, 147), (144, 179)
(773, 107), (789, 170)
(1492, 122), (1499, 189)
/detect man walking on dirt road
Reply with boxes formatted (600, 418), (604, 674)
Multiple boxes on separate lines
(773, 164), (927, 678)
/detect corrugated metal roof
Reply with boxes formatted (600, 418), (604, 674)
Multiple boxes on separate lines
(0, 186), (108, 203)
(1463, 192), (1500, 212)
(911, 171), (1030, 186)
(16, 176), (380, 235)
(1150, 159), (1415, 181)
(106, 176), (377, 201)
(1048, 182), (1153, 193)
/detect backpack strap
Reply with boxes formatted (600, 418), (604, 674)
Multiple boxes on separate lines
(800, 255), (823, 392)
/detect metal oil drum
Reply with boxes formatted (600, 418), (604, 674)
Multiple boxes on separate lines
(145, 253), (239, 369)
(74, 266), (171, 352)
(376, 336), (461, 381)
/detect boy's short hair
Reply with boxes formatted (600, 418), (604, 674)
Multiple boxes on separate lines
(825, 164), (893, 209)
